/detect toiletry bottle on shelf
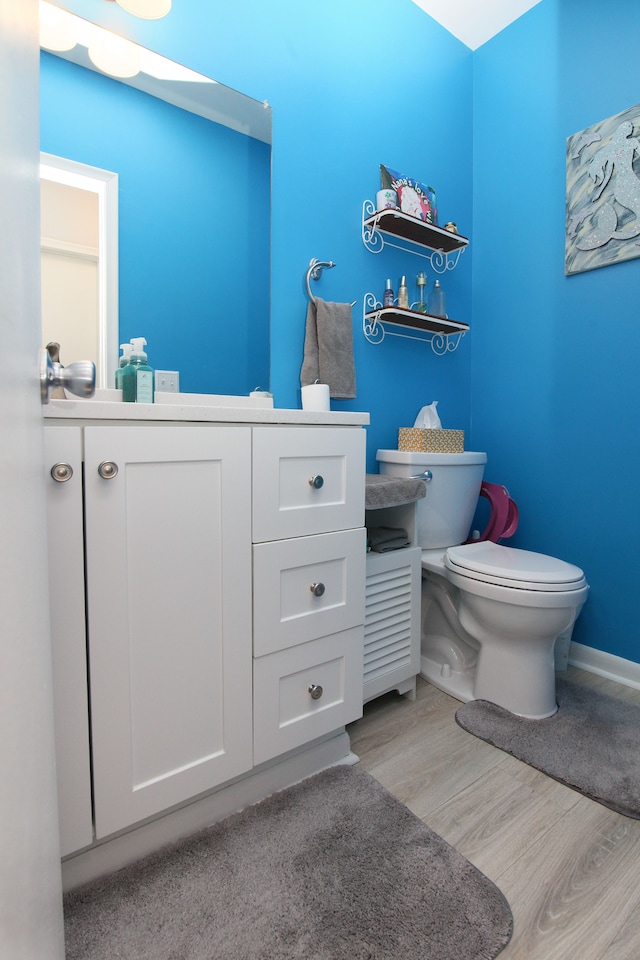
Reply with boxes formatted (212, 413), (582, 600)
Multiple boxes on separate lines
(398, 275), (409, 309)
(430, 279), (446, 318)
(122, 338), (154, 403)
(383, 278), (394, 307)
(416, 272), (427, 313)
(115, 342), (132, 389)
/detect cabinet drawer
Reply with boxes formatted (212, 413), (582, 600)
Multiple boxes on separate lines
(253, 627), (364, 765)
(252, 427), (365, 542)
(253, 528), (366, 657)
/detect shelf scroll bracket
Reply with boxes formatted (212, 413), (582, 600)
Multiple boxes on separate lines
(363, 292), (385, 344)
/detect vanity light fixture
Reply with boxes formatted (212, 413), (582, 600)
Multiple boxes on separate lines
(40, 1), (209, 83)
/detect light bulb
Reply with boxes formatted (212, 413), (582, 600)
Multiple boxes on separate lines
(88, 27), (141, 78)
(115, 0), (171, 19)
(39, 0), (77, 52)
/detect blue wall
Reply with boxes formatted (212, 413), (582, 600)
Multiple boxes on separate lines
(51, 0), (640, 666)
(40, 50), (270, 395)
(55, 0), (474, 469)
(473, 0), (640, 660)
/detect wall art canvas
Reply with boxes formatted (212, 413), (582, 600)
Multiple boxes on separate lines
(565, 103), (640, 275)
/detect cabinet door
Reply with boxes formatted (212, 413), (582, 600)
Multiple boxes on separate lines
(44, 426), (93, 856)
(84, 426), (252, 838)
(252, 427), (365, 542)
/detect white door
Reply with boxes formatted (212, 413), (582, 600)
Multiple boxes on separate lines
(0, 1), (65, 957)
(84, 426), (254, 838)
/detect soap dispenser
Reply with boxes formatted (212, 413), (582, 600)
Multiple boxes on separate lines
(429, 279), (446, 318)
(122, 337), (154, 403)
(115, 342), (132, 389)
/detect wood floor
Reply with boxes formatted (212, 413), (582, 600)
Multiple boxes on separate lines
(347, 666), (640, 960)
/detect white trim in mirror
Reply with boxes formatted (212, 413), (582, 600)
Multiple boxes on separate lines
(40, 153), (118, 390)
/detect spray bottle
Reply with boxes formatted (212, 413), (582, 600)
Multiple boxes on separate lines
(122, 337), (154, 403)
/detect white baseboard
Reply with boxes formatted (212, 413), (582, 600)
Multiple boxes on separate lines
(569, 641), (640, 691)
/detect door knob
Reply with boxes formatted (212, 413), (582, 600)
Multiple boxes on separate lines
(39, 348), (96, 405)
(50, 462), (73, 482)
(308, 684), (323, 700)
(310, 582), (325, 597)
(308, 475), (324, 489)
(98, 461), (118, 479)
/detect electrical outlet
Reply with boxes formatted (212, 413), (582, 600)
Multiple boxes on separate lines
(155, 370), (180, 393)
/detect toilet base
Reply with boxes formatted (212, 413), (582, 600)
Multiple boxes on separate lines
(421, 570), (564, 719)
(419, 653), (474, 703)
(420, 651), (559, 718)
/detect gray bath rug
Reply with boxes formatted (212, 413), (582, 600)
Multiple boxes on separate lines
(64, 765), (513, 960)
(456, 678), (640, 818)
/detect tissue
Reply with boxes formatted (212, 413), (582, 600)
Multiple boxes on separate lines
(398, 401), (464, 453)
(413, 402), (442, 429)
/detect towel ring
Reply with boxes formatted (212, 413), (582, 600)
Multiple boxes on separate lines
(306, 259), (335, 302)
(305, 258), (356, 306)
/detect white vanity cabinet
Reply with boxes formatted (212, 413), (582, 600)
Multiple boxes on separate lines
(44, 409), (367, 874)
(46, 423), (253, 842)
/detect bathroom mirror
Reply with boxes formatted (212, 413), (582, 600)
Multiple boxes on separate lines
(39, 10), (271, 394)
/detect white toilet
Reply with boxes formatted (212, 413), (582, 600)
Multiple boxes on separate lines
(376, 449), (589, 719)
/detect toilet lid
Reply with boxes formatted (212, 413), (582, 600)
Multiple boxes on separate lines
(446, 542), (587, 591)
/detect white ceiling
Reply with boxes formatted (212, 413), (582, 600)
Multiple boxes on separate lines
(410, 0), (542, 50)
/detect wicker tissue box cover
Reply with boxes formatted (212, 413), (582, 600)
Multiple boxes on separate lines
(398, 427), (464, 453)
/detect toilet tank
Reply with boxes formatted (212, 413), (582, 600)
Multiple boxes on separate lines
(376, 450), (487, 549)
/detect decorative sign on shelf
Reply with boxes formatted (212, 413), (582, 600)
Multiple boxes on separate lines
(565, 103), (640, 275)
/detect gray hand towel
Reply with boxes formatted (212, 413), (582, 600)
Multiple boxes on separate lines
(301, 296), (356, 399)
(367, 526), (411, 553)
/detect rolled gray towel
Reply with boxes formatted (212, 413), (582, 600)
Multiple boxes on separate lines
(365, 474), (427, 510)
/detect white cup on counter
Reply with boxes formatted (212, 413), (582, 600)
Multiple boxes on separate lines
(301, 382), (330, 412)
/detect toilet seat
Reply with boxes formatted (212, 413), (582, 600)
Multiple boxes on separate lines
(446, 542), (586, 592)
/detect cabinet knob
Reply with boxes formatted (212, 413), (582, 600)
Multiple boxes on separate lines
(310, 582), (325, 597)
(50, 462), (73, 483)
(98, 460), (118, 480)
(308, 684), (323, 700)
(308, 475), (324, 489)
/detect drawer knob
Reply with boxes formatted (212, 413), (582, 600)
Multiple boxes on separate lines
(308, 684), (324, 700)
(98, 460), (119, 480)
(50, 462), (73, 483)
(310, 582), (325, 597)
(309, 474), (324, 489)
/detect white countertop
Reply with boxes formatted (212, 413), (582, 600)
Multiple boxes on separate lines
(42, 391), (369, 426)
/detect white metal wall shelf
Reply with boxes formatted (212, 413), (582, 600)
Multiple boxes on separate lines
(362, 199), (469, 272)
(363, 293), (468, 354)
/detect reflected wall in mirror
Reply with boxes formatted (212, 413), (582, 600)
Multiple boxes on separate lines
(40, 17), (271, 394)
(41, 154), (118, 387)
